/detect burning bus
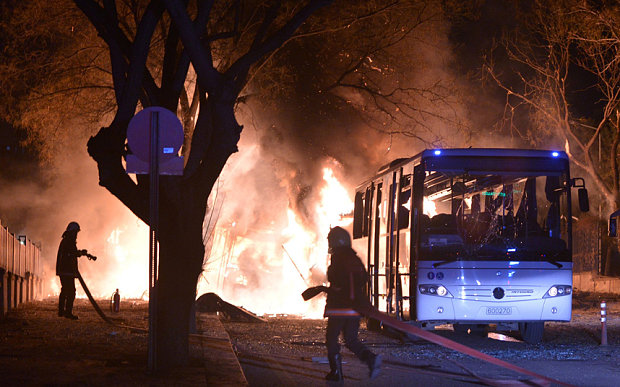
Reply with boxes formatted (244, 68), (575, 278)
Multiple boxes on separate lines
(352, 148), (590, 343)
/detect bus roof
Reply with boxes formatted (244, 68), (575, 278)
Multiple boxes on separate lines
(361, 148), (569, 189)
(420, 148), (567, 160)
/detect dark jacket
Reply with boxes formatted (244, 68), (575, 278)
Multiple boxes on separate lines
(56, 234), (81, 277)
(324, 246), (368, 317)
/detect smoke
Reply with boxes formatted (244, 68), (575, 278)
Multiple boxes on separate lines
(0, 141), (149, 300)
(196, 7), (492, 316)
(0, 3), (535, 316)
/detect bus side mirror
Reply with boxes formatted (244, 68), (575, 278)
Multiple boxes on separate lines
(571, 178), (589, 213)
(610, 217), (617, 238)
(578, 188), (589, 212)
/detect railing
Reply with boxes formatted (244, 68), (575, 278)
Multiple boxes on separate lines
(1, 221), (43, 316)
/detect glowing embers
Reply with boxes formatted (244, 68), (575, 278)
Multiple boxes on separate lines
(487, 332), (521, 342)
(423, 197), (437, 217)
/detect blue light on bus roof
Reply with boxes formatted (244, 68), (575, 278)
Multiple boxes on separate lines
(507, 248), (516, 253)
(434, 150), (441, 155)
(552, 151), (559, 157)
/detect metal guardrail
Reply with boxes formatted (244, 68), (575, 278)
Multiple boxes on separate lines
(1, 224), (42, 277)
(1, 221), (43, 316)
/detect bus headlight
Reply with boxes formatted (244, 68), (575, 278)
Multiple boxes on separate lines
(419, 284), (452, 297)
(544, 285), (572, 298)
(437, 285), (448, 297)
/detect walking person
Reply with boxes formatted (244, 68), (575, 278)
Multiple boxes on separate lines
(323, 226), (381, 382)
(56, 221), (91, 320)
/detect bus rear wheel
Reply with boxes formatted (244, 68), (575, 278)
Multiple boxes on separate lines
(366, 317), (382, 331)
(519, 322), (544, 344)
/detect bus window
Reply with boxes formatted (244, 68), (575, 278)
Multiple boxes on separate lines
(544, 176), (562, 239)
(514, 178), (541, 237)
(363, 187), (371, 236)
(398, 175), (411, 230)
(353, 186), (375, 239)
(353, 191), (364, 239)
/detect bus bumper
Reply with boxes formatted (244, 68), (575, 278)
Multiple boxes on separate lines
(417, 295), (572, 322)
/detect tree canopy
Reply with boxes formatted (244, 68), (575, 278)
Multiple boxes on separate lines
(483, 0), (620, 209)
(0, 0), (466, 370)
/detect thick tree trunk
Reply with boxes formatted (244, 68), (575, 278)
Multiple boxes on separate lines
(152, 98), (238, 370)
(77, 0), (332, 373)
(155, 211), (203, 369)
(89, 95), (240, 370)
(156, 232), (202, 369)
(611, 111), (620, 211)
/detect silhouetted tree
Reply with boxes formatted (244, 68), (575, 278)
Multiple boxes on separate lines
(0, 0), (461, 370)
(74, 0), (336, 370)
(485, 0), (620, 209)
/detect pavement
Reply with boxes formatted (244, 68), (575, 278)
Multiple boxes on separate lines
(0, 298), (248, 386)
(5, 297), (620, 386)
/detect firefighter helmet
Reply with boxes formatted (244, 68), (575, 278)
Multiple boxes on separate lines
(327, 226), (351, 252)
(66, 221), (81, 232)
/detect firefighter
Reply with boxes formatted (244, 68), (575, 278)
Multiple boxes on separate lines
(324, 226), (382, 382)
(56, 221), (90, 320)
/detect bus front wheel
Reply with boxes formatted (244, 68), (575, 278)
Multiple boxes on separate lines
(519, 322), (544, 344)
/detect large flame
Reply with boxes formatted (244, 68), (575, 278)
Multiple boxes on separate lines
(58, 161), (354, 317)
(198, 164), (354, 318)
(49, 216), (150, 301)
(103, 223), (149, 299)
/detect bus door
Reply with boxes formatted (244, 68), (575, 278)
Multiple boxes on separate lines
(383, 168), (414, 319)
(396, 171), (413, 320)
(386, 171), (398, 316)
(370, 181), (383, 310)
(409, 164), (426, 320)
(354, 183), (380, 309)
(369, 176), (392, 315)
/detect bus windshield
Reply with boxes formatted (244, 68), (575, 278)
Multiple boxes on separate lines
(420, 171), (570, 263)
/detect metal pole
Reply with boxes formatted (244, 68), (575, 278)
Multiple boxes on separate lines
(601, 300), (608, 346)
(599, 133), (602, 275)
(148, 111), (160, 372)
(281, 244), (308, 285)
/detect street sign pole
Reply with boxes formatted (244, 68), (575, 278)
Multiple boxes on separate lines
(125, 106), (184, 373)
(148, 111), (160, 372)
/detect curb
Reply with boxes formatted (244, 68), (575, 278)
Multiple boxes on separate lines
(196, 312), (248, 385)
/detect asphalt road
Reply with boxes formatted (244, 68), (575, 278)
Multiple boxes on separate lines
(223, 297), (620, 387)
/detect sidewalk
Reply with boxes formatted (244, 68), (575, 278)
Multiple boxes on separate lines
(197, 312), (248, 385)
(0, 298), (247, 386)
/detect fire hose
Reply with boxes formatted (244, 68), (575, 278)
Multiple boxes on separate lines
(76, 271), (229, 342)
(302, 286), (574, 387)
(76, 271), (114, 324)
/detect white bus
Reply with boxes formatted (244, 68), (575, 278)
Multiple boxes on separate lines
(352, 148), (589, 343)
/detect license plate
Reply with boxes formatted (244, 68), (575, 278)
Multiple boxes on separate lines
(486, 307), (512, 315)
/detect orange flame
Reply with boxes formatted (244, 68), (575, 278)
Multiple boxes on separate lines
(198, 163), (354, 318)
